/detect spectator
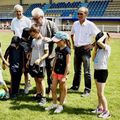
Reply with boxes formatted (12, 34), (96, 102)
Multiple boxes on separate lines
(69, 7), (100, 97)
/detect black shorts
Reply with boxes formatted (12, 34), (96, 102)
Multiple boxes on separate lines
(29, 65), (45, 78)
(94, 69), (108, 83)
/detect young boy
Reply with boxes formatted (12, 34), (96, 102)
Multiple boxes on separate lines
(3, 36), (25, 98)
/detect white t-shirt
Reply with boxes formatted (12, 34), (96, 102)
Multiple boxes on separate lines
(30, 39), (48, 67)
(71, 19), (100, 47)
(11, 16), (31, 38)
(94, 45), (111, 69)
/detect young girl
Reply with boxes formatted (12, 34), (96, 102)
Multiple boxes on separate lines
(92, 32), (111, 119)
(28, 24), (49, 106)
(45, 31), (71, 113)
(3, 36), (25, 98)
(0, 42), (10, 99)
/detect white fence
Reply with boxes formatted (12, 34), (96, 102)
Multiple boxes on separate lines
(58, 25), (120, 33)
(0, 24), (120, 33)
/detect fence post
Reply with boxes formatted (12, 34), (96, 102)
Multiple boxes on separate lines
(117, 25), (120, 33)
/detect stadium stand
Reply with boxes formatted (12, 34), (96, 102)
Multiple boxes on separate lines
(0, 0), (120, 32)
(104, 1), (120, 17)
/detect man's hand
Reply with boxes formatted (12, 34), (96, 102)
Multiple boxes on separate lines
(84, 44), (94, 51)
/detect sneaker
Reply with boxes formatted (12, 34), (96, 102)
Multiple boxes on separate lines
(68, 86), (79, 91)
(57, 97), (66, 104)
(4, 92), (10, 99)
(33, 93), (42, 101)
(54, 105), (63, 113)
(24, 82), (31, 94)
(91, 107), (103, 114)
(81, 91), (90, 97)
(38, 97), (46, 106)
(98, 111), (111, 119)
(46, 87), (51, 95)
(45, 104), (58, 111)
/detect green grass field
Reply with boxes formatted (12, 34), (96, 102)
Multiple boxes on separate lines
(0, 31), (120, 120)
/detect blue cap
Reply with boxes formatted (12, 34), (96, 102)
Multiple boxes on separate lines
(52, 31), (69, 42)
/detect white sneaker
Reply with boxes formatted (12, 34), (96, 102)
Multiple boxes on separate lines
(98, 111), (111, 119)
(54, 105), (63, 113)
(38, 97), (46, 106)
(4, 92), (10, 99)
(45, 104), (58, 111)
(24, 82), (31, 94)
(91, 107), (103, 114)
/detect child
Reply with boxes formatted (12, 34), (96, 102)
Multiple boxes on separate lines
(3, 36), (25, 98)
(0, 42), (10, 99)
(92, 32), (111, 119)
(45, 31), (71, 113)
(28, 24), (49, 105)
(20, 27), (33, 94)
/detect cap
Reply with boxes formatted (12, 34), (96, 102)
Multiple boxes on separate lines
(52, 31), (69, 42)
(11, 36), (21, 44)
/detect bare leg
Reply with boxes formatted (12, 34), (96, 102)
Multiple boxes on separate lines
(96, 81), (108, 111)
(52, 78), (58, 104)
(59, 78), (67, 105)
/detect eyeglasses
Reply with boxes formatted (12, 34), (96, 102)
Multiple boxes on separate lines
(32, 16), (43, 21)
(78, 13), (84, 15)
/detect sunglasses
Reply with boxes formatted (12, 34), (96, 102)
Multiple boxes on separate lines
(78, 13), (84, 15)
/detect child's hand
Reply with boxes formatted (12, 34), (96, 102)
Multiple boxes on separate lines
(26, 61), (30, 68)
(5, 62), (9, 67)
(2, 63), (6, 70)
(43, 37), (52, 42)
(61, 76), (67, 82)
(35, 58), (42, 65)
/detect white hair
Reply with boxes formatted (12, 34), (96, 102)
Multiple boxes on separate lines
(14, 4), (23, 11)
(32, 8), (44, 17)
(78, 7), (88, 14)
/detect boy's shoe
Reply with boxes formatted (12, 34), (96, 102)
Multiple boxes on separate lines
(54, 105), (63, 113)
(45, 104), (58, 111)
(81, 90), (90, 97)
(91, 107), (103, 114)
(33, 93), (42, 101)
(24, 82), (31, 94)
(38, 97), (46, 106)
(68, 86), (79, 91)
(4, 92), (10, 99)
(98, 111), (111, 119)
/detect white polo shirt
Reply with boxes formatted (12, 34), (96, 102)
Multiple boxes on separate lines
(71, 19), (100, 47)
(11, 16), (31, 38)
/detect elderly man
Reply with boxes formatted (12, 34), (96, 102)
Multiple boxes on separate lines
(11, 4), (32, 94)
(69, 7), (100, 97)
(31, 8), (58, 97)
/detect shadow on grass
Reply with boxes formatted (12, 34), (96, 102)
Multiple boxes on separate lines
(9, 103), (45, 112)
(47, 106), (95, 116)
